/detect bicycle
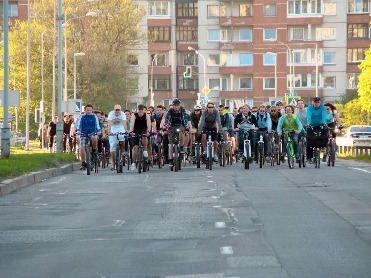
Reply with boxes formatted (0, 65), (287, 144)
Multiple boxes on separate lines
(307, 125), (328, 169)
(298, 131), (307, 168)
(240, 129), (252, 170)
(81, 132), (99, 175)
(268, 131), (279, 167)
(255, 131), (268, 168)
(283, 130), (295, 169)
(323, 127), (336, 167)
(155, 133), (165, 169)
(204, 130), (217, 170)
(136, 134), (149, 174)
(170, 128), (182, 172)
(99, 140), (109, 169)
(111, 132), (126, 173)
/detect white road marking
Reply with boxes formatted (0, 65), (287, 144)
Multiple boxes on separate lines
(351, 167), (371, 174)
(215, 222), (226, 228)
(33, 197), (42, 201)
(50, 177), (66, 184)
(144, 175), (150, 182)
(55, 190), (68, 195)
(220, 246), (234, 255)
(113, 220), (125, 227)
(207, 180), (213, 183)
(213, 205), (222, 208)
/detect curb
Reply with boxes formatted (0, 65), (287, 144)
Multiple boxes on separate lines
(0, 162), (81, 196)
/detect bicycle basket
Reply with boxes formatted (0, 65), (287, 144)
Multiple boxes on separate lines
(307, 126), (328, 148)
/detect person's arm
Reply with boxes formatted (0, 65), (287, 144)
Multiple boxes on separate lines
(321, 106), (327, 125)
(266, 113), (272, 131)
(164, 110), (171, 128)
(198, 111), (206, 131)
(251, 114), (259, 130)
(146, 114), (152, 133)
(128, 114), (136, 133)
(182, 109), (189, 127)
(94, 114), (101, 134)
(234, 113), (240, 129)
(277, 116), (284, 133)
(306, 106), (312, 125)
(295, 117), (303, 133)
(334, 111), (343, 126)
(215, 110), (222, 131)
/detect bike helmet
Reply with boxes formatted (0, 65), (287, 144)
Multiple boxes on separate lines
(275, 100), (283, 106)
(172, 98), (181, 105)
(194, 104), (202, 110)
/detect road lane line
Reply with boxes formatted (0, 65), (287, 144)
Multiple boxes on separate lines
(350, 167), (371, 174)
(113, 220), (125, 227)
(215, 222), (226, 228)
(220, 246), (233, 255)
(50, 177), (66, 184)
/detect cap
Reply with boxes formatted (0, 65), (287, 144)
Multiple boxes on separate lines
(114, 104), (121, 110)
(275, 101), (283, 105)
(172, 98), (181, 105)
(194, 104), (202, 110)
(313, 97), (321, 102)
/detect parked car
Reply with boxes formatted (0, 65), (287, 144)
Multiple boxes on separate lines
(345, 125), (371, 138)
(14, 132), (26, 144)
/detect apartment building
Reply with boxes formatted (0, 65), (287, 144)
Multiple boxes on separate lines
(1, 0), (370, 110)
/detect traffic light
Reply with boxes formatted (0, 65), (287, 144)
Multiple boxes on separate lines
(184, 66), (192, 78)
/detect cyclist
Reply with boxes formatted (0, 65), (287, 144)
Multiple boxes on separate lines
(294, 99), (307, 126)
(128, 104), (152, 171)
(190, 105), (202, 151)
(145, 107), (157, 164)
(96, 111), (110, 160)
(254, 105), (272, 161)
(76, 104), (101, 170)
(107, 104), (127, 171)
(323, 102), (343, 160)
(153, 105), (166, 159)
(218, 104), (235, 153)
(234, 104), (258, 159)
(163, 98), (188, 168)
(62, 114), (73, 153)
(199, 102), (223, 162)
(306, 97), (327, 163)
(277, 105), (303, 163)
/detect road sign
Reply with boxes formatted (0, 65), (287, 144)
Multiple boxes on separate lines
(202, 87), (210, 94)
(75, 100), (82, 113)
(0, 90), (21, 107)
(286, 96), (300, 106)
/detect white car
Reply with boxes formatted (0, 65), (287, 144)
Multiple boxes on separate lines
(345, 125), (371, 138)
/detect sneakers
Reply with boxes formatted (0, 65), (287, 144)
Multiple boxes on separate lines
(169, 159), (174, 167)
(212, 155), (219, 162)
(202, 151), (207, 157)
(80, 161), (87, 170)
(143, 150), (148, 158)
(307, 158), (314, 164)
(296, 158), (300, 163)
(130, 163), (136, 171)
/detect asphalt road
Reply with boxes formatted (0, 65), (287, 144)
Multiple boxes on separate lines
(0, 158), (371, 278)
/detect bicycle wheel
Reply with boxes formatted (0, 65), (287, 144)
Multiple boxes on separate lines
(277, 140), (282, 165)
(208, 143), (213, 171)
(258, 143), (264, 168)
(298, 141), (302, 168)
(101, 146), (106, 169)
(196, 144), (201, 168)
(86, 147), (91, 176)
(115, 145), (120, 173)
(329, 140), (336, 167)
(301, 139), (306, 168)
(220, 143), (226, 167)
(174, 145), (179, 172)
(315, 148), (320, 169)
(138, 148), (142, 174)
(157, 144), (163, 169)
(244, 141), (250, 170)
(94, 156), (99, 173)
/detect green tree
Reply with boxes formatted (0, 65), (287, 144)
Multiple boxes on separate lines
(357, 49), (371, 114)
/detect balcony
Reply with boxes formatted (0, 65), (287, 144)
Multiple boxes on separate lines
(286, 15), (323, 25)
(219, 66), (254, 75)
(219, 16), (254, 27)
(148, 65), (171, 75)
(177, 41), (198, 52)
(219, 41), (253, 51)
(148, 42), (171, 51)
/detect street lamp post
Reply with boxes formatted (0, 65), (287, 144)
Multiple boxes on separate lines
(150, 54), (158, 107)
(266, 52), (277, 99)
(270, 38), (293, 97)
(63, 11), (97, 101)
(74, 52), (85, 100)
(188, 46), (207, 102)
(1, 0), (10, 158)
(57, 0), (63, 153)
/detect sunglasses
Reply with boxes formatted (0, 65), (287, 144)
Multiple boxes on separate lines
(207, 106), (214, 108)
(271, 110), (277, 112)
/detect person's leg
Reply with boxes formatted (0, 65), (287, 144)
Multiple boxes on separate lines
(238, 130), (244, 153)
(292, 132), (299, 159)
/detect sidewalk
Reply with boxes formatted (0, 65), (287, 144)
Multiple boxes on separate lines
(0, 162), (81, 196)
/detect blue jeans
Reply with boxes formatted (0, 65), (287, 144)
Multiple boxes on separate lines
(282, 132), (299, 159)
(238, 129), (257, 155)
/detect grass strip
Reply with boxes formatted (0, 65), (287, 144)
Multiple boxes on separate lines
(338, 154), (371, 163)
(0, 145), (78, 181)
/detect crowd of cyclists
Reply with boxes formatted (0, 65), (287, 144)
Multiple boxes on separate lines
(70, 96), (343, 172)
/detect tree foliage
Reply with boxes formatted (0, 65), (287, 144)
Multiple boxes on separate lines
(1, 0), (146, 135)
(357, 49), (371, 113)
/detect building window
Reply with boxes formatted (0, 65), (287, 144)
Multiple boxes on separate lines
(348, 0), (368, 13)
(208, 30), (220, 41)
(324, 2), (337, 15)
(323, 52), (335, 64)
(323, 77), (336, 89)
(148, 27), (171, 42)
(264, 4), (276, 16)
(347, 48), (367, 63)
(347, 73), (359, 89)
(239, 53), (253, 65)
(239, 29), (252, 41)
(287, 0), (322, 15)
(151, 75), (171, 90)
(291, 73), (320, 88)
(176, 27), (198, 41)
(127, 53), (138, 66)
(239, 4), (253, 16)
(178, 75), (198, 90)
(0, 3), (18, 17)
(240, 77), (253, 89)
(264, 78), (275, 89)
(209, 79), (227, 90)
(316, 28), (336, 40)
(347, 23), (369, 39)
(181, 53), (198, 66)
(291, 28), (304, 40)
(207, 5), (226, 18)
(148, 1), (170, 16)
(208, 54), (220, 66)
(263, 28), (277, 41)
(176, 2), (198, 17)
(151, 54), (167, 66)
(263, 53), (276, 65)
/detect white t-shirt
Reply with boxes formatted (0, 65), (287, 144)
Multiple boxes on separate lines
(107, 111), (127, 133)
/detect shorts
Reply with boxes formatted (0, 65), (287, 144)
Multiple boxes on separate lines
(168, 126), (184, 144)
(80, 134), (97, 147)
(202, 128), (218, 141)
(132, 129), (148, 146)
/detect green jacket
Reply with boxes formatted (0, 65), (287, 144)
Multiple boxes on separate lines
(277, 114), (303, 133)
